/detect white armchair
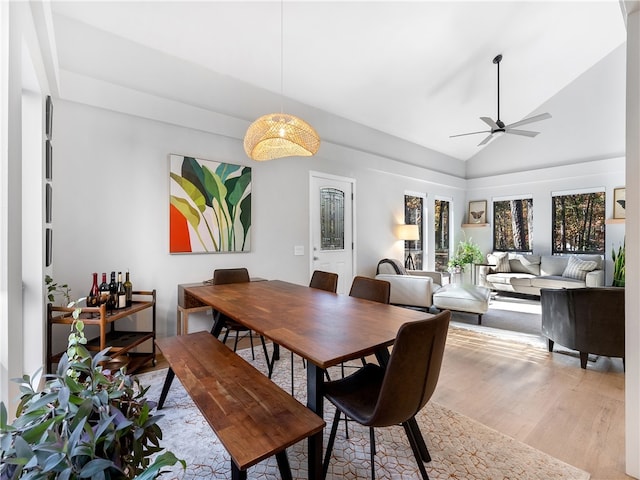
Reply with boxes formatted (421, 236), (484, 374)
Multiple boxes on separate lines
(374, 259), (443, 309)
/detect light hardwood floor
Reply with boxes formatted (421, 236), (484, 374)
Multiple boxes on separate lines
(146, 326), (629, 479)
(433, 326), (628, 480)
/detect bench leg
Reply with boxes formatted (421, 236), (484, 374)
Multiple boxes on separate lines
(157, 367), (175, 410)
(276, 451), (293, 480)
(231, 462), (247, 480)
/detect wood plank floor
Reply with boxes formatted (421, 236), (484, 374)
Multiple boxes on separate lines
(433, 327), (628, 480)
(144, 327), (629, 479)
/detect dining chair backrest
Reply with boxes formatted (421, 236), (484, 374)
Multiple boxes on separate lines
(213, 268), (250, 285)
(309, 270), (339, 293)
(368, 310), (450, 427)
(349, 276), (391, 304)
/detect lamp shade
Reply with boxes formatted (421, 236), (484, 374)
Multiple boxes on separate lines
(244, 113), (320, 161)
(397, 224), (420, 241)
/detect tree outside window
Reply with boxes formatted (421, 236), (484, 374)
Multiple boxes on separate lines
(552, 192), (605, 254)
(404, 195), (423, 269)
(493, 198), (533, 252)
(434, 199), (450, 272)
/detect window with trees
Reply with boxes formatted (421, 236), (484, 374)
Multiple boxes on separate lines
(404, 194), (424, 270)
(434, 199), (450, 272)
(493, 197), (533, 252)
(552, 191), (605, 254)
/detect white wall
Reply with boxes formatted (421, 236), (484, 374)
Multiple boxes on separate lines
(51, 100), (467, 341)
(464, 157), (625, 283)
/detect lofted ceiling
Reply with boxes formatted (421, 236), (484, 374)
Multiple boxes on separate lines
(49, 1), (626, 162)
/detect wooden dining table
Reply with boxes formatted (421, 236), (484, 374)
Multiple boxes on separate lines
(176, 279), (434, 479)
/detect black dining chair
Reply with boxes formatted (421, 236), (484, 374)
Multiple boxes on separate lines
(322, 310), (451, 480)
(210, 268), (271, 368)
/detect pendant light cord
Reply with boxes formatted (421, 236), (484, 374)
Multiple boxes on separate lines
(280, 0), (284, 113)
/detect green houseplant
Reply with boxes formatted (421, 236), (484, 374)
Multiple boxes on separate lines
(612, 241), (625, 287)
(0, 301), (184, 480)
(448, 236), (484, 272)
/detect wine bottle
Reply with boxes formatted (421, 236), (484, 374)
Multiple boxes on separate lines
(108, 271), (117, 311)
(124, 271), (133, 307)
(87, 273), (99, 307)
(117, 272), (126, 309)
(99, 273), (109, 305)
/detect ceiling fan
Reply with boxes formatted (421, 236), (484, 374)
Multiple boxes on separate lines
(451, 54), (551, 146)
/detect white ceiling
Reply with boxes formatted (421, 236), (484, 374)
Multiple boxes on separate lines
(49, 1), (627, 162)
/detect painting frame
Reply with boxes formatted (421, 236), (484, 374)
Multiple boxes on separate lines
(45, 139), (52, 180)
(45, 228), (52, 267)
(45, 95), (53, 140)
(169, 154), (252, 254)
(613, 187), (626, 219)
(468, 200), (487, 224)
(45, 183), (52, 223)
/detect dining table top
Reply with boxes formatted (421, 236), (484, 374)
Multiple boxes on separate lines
(183, 279), (433, 370)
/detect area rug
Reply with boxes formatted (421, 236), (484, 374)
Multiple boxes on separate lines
(138, 343), (590, 480)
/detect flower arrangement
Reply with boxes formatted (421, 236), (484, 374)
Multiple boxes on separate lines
(0, 301), (184, 479)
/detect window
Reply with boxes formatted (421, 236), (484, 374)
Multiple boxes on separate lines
(404, 194), (424, 270)
(552, 191), (605, 254)
(493, 198), (533, 252)
(434, 199), (450, 272)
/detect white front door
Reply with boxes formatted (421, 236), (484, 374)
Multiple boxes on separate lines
(310, 173), (355, 295)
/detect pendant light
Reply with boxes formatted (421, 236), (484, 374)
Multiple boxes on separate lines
(243, 2), (320, 161)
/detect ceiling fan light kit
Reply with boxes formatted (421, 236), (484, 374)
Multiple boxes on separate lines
(451, 53), (551, 146)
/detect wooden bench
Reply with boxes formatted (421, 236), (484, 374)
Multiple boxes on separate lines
(155, 332), (325, 480)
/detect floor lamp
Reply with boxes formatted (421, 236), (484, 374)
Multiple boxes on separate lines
(397, 224), (420, 270)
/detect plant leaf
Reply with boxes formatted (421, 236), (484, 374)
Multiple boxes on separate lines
(171, 173), (208, 213)
(79, 458), (116, 478)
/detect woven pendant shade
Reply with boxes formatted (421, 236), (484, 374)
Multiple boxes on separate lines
(244, 113), (320, 161)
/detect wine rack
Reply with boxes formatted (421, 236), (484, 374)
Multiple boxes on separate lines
(46, 290), (156, 374)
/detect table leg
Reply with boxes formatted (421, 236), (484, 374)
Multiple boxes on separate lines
(158, 367), (175, 410)
(307, 363), (324, 480)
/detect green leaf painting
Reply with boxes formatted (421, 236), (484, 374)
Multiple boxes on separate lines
(170, 155), (251, 253)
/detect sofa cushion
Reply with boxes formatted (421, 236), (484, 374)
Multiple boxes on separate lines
(531, 275), (585, 289)
(562, 256), (598, 281)
(488, 252), (511, 272)
(540, 256), (569, 276)
(486, 273), (535, 286)
(509, 254), (541, 275)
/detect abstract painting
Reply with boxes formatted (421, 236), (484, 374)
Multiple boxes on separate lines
(169, 155), (251, 253)
(613, 187), (625, 219)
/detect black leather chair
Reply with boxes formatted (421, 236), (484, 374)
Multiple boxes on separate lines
(210, 268), (271, 368)
(540, 287), (625, 369)
(322, 310), (450, 480)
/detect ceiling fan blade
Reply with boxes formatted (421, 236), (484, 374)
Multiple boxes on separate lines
(449, 130), (491, 138)
(505, 128), (540, 138)
(480, 117), (499, 129)
(506, 112), (552, 129)
(478, 134), (494, 146)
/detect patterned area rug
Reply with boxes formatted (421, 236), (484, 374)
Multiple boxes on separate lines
(139, 341), (590, 480)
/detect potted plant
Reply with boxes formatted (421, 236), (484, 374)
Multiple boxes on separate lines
(0, 300), (184, 479)
(612, 241), (625, 287)
(448, 236), (484, 272)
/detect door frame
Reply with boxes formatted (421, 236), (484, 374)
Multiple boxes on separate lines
(309, 171), (357, 284)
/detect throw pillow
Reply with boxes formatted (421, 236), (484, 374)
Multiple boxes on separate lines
(492, 252), (511, 273)
(562, 256), (598, 281)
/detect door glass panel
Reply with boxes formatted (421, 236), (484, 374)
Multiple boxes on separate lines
(320, 188), (345, 250)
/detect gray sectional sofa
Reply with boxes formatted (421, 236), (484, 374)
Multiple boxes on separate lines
(478, 252), (604, 296)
